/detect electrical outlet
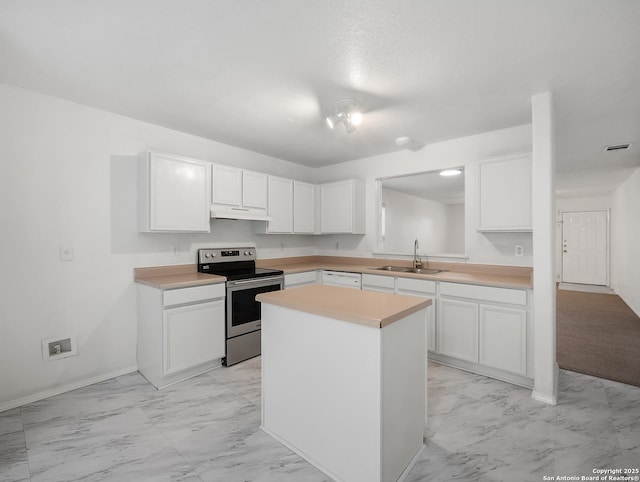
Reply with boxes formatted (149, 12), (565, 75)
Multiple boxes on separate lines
(59, 246), (73, 261)
(170, 244), (180, 255)
(514, 244), (524, 257)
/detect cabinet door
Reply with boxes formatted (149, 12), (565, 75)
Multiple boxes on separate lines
(397, 282), (436, 353)
(437, 298), (478, 362)
(321, 180), (353, 233)
(267, 176), (293, 233)
(293, 181), (315, 234)
(147, 152), (211, 232)
(477, 155), (532, 231)
(212, 165), (242, 207)
(163, 300), (225, 375)
(479, 304), (527, 375)
(242, 170), (268, 209)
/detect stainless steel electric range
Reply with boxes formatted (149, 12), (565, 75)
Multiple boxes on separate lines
(197, 247), (284, 366)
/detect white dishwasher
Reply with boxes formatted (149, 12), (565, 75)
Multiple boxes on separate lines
(322, 271), (362, 289)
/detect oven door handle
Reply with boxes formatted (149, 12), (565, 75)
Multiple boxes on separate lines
(227, 276), (284, 287)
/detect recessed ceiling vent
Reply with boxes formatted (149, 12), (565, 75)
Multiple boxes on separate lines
(604, 143), (631, 152)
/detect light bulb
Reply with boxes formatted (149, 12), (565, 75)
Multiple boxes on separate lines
(440, 169), (463, 177)
(349, 111), (362, 126)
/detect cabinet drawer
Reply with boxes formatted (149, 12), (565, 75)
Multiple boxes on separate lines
(439, 282), (526, 306)
(163, 283), (225, 307)
(362, 274), (395, 290)
(396, 277), (436, 295)
(285, 271), (317, 287)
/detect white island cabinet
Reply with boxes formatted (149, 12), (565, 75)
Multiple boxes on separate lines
(258, 285), (430, 482)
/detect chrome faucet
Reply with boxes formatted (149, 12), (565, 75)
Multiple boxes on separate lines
(413, 239), (423, 269)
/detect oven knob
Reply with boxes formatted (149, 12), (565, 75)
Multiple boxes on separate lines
(244, 251), (250, 256)
(204, 253), (210, 258)
(210, 253), (216, 257)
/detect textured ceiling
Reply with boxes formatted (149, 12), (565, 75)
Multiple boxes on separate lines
(0, 0), (639, 172)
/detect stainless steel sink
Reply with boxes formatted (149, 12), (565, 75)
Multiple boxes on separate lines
(406, 268), (447, 274)
(372, 266), (410, 272)
(371, 266), (447, 275)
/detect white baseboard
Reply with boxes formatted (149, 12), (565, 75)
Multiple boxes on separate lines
(0, 365), (138, 414)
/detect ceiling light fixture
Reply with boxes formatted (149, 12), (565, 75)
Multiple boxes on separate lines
(395, 136), (426, 152)
(326, 99), (362, 133)
(440, 169), (463, 177)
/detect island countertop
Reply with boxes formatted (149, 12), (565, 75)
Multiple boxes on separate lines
(256, 284), (431, 329)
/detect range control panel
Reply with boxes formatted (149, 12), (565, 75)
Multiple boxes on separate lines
(198, 247), (256, 264)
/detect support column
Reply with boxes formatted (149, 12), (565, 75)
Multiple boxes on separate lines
(531, 91), (558, 405)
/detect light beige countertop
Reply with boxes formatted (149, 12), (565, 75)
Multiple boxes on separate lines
(257, 256), (533, 290)
(134, 264), (225, 289)
(134, 255), (533, 290)
(256, 284), (432, 329)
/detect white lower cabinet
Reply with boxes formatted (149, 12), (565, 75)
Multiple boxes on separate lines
(361, 273), (395, 293)
(137, 282), (226, 389)
(163, 300), (225, 375)
(396, 277), (436, 353)
(479, 304), (527, 376)
(433, 281), (531, 387)
(284, 271), (318, 289)
(361, 275), (437, 353)
(437, 298), (479, 362)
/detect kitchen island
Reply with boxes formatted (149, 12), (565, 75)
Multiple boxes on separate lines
(257, 285), (431, 482)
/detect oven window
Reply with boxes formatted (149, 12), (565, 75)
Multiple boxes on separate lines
(231, 284), (281, 327)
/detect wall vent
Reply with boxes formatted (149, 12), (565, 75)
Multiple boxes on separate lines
(42, 335), (77, 361)
(604, 143), (631, 152)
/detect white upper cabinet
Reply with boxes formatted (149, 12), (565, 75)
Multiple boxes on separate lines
(266, 176), (293, 233)
(138, 151), (211, 233)
(211, 165), (267, 218)
(211, 164), (242, 206)
(477, 155), (532, 232)
(293, 181), (315, 234)
(242, 170), (268, 210)
(319, 179), (366, 234)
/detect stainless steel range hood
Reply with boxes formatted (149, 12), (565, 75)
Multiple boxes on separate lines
(210, 207), (272, 222)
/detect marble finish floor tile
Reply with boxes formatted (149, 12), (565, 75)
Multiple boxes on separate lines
(2, 360), (639, 481)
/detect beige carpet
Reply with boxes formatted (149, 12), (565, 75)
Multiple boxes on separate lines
(556, 287), (640, 387)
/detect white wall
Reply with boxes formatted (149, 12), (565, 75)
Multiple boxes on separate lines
(313, 125), (533, 266)
(446, 204), (466, 254)
(381, 188), (465, 255)
(0, 84), (316, 409)
(381, 188), (448, 254)
(555, 195), (612, 281)
(611, 167), (640, 316)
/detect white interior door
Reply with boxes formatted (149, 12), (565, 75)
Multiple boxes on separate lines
(561, 211), (608, 285)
